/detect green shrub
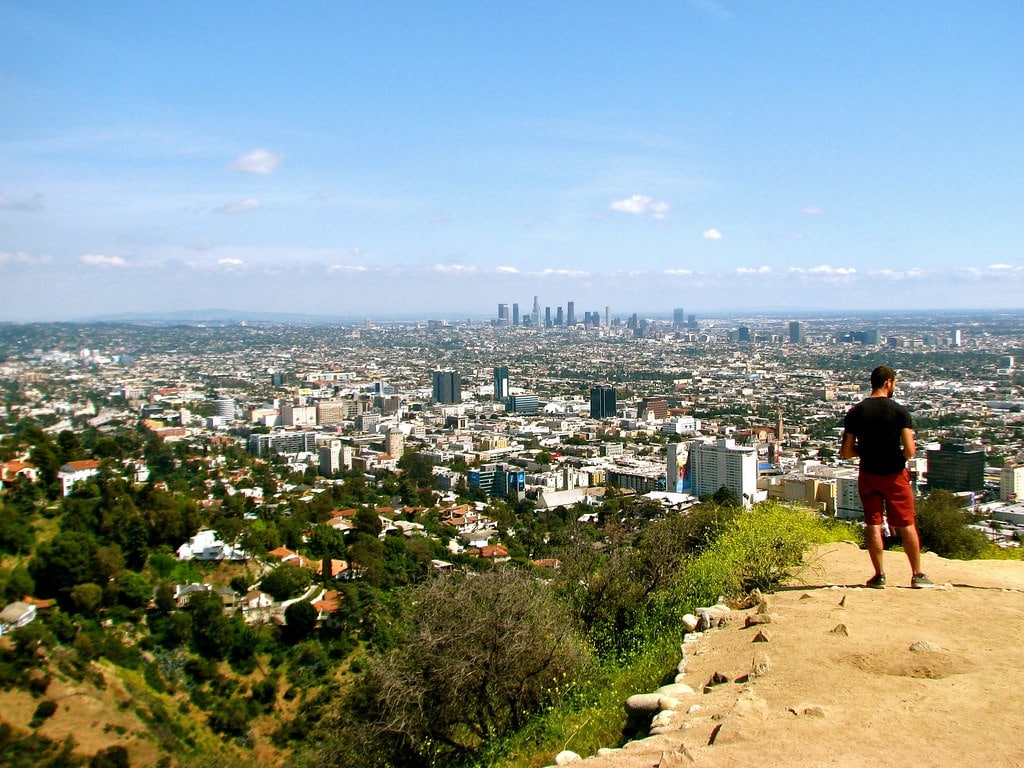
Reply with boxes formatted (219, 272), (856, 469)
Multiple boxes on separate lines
(30, 699), (57, 728)
(707, 502), (828, 595)
(916, 491), (989, 559)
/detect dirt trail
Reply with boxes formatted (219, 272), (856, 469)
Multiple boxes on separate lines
(568, 541), (1024, 768)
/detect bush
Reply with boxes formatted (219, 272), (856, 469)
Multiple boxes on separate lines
(708, 502), (828, 595)
(90, 745), (130, 768)
(916, 491), (989, 559)
(305, 568), (593, 767)
(30, 700), (57, 728)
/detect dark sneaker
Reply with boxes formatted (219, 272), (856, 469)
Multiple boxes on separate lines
(865, 573), (886, 589)
(911, 573), (935, 589)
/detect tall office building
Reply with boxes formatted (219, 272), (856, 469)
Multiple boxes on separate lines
(605, 306), (610, 327)
(214, 398), (237, 419)
(506, 394), (540, 414)
(497, 304), (509, 325)
(432, 370), (461, 404)
(789, 320), (805, 343)
(385, 428), (405, 458)
(567, 301), (576, 326)
(690, 438), (757, 506)
(319, 439), (343, 477)
(736, 326), (752, 342)
(927, 442), (985, 492)
(532, 296), (541, 326)
(556, 306), (564, 326)
(590, 385), (617, 419)
(999, 465), (1024, 501)
(673, 308), (686, 330)
(545, 307), (553, 328)
(638, 397), (669, 420)
(512, 303), (520, 326)
(493, 366), (509, 401)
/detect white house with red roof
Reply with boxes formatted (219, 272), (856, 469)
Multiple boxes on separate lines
(57, 459), (101, 496)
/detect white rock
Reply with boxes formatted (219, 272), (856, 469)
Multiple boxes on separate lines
(651, 710), (675, 728)
(656, 682), (695, 697)
(657, 695), (681, 711)
(555, 750), (581, 765)
(682, 613), (699, 632)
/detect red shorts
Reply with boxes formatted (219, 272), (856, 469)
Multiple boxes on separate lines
(858, 469), (915, 528)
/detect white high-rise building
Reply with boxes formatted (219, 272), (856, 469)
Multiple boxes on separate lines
(835, 470), (864, 519)
(281, 403), (317, 427)
(385, 428), (405, 459)
(690, 438), (757, 506)
(1000, 465), (1024, 502)
(319, 440), (342, 477)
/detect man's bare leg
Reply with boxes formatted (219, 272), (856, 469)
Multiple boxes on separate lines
(898, 524), (923, 576)
(865, 523), (885, 577)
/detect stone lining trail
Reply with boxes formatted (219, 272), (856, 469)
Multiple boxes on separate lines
(546, 541), (1024, 768)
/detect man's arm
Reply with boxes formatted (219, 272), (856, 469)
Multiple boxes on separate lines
(900, 427), (916, 460)
(840, 430), (858, 459)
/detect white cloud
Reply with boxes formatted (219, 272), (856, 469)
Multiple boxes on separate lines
(801, 206), (824, 215)
(0, 193), (44, 211)
(875, 268), (925, 280)
(736, 266), (770, 274)
(496, 266), (521, 274)
(217, 258), (245, 267)
(702, 228), (723, 240)
(790, 265), (856, 276)
(232, 148), (283, 174)
(609, 194), (670, 219)
(81, 254), (127, 267)
(531, 268), (590, 278)
(432, 264), (477, 273)
(329, 264), (369, 273)
(0, 251), (50, 265)
(217, 197), (262, 214)
(664, 268), (693, 276)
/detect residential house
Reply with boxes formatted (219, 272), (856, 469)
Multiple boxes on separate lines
(57, 459), (101, 496)
(177, 529), (248, 561)
(0, 601), (38, 635)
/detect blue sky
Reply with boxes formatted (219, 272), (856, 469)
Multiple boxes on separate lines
(2, 1), (1023, 321)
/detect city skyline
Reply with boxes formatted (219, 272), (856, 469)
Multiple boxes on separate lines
(3, 3), (1024, 321)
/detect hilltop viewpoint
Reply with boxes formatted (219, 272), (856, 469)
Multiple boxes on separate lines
(563, 541), (1024, 768)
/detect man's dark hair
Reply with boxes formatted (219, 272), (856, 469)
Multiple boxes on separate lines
(870, 365), (896, 390)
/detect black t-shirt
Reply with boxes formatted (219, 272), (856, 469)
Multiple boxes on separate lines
(843, 396), (912, 475)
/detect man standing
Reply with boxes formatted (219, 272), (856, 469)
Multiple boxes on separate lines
(840, 366), (933, 588)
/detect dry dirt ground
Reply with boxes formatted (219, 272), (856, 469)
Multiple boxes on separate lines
(568, 541), (1024, 768)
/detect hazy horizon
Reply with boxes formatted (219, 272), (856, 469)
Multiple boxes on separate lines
(3, 3), (1023, 321)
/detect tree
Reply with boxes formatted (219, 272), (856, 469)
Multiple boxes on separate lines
(116, 570), (153, 608)
(186, 590), (234, 659)
(284, 600), (318, 642)
(2, 568), (30, 605)
(260, 564), (312, 601)
(307, 524), (347, 561)
(307, 568), (592, 767)
(30, 530), (99, 601)
(70, 582), (104, 615)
